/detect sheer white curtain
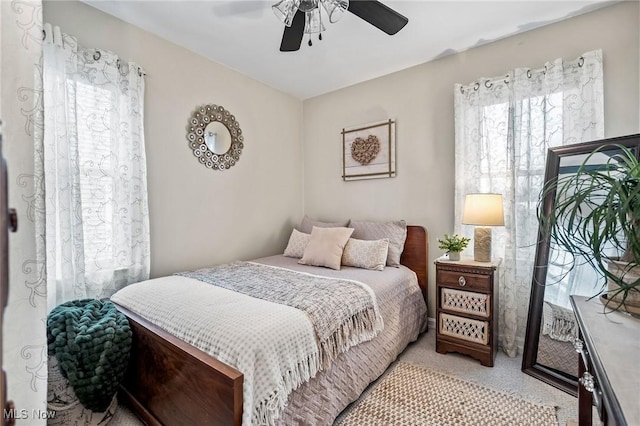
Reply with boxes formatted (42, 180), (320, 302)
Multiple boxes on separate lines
(38, 24), (150, 312)
(454, 50), (604, 357)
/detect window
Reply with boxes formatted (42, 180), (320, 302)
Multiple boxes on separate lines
(40, 36), (149, 308)
(454, 50), (604, 355)
(74, 81), (115, 274)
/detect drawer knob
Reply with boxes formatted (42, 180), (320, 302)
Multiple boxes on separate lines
(579, 372), (595, 393)
(458, 276), (466, 286)
(573, 338), (584, 354)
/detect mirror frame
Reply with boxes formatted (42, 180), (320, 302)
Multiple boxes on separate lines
(522, 133), (640, 396)
(186, 104), (244, 171)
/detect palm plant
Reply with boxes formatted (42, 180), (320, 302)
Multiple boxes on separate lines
(540, 144), (640, 311)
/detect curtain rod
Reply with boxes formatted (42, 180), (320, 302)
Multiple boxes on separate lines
(458, 55), (585, 94)
(42, 25), (147, 77)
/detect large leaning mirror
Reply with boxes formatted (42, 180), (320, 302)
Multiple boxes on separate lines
(186, 104), (244, 170)
(522, 134), (640, 395)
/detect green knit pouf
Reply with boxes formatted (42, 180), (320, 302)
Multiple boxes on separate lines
(47, 299), (132, 412)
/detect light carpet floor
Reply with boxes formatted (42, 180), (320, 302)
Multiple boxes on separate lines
(111, 330), (580, 425)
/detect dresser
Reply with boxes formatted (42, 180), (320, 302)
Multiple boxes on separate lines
(571, 295), (640, 426)
(435, 258), (499, 367)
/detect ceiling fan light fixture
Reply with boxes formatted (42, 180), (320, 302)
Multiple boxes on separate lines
(276, 0), (408, 52)
(321, 0), (349, 24)
(304, 8), (325, 34)
(272, 0), (300, 27)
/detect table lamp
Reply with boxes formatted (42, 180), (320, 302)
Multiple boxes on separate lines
(462, 193), (504, 262)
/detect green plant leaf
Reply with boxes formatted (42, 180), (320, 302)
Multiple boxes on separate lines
(540, 144), (640, 305)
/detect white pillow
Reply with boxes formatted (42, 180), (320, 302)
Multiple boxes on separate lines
(298, 226), (354, 270)
(283, 228), (311, 258)
(342, 238), (389, 271)
(350, 220), (407, 267)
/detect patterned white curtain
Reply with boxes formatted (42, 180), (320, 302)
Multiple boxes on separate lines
(454, 50), (604, 357)
(38, 25), (150, 312)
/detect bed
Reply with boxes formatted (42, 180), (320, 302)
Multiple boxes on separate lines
(111, 225), (428, 426)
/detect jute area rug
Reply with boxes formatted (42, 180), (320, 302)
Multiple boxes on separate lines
(338, 362), (558, 426)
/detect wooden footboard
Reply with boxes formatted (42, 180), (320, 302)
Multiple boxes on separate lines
(114, 304), (243, 426)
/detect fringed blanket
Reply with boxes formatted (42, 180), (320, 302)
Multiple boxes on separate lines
(112, 262), (383, 426)
(177, 262), (384, 368)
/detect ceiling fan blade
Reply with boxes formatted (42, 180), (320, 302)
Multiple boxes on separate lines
(280, 10), (305, 52)
(347, 1), (408, 35)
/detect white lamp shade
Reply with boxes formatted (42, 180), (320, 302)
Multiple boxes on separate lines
(462, 193), (505, 226)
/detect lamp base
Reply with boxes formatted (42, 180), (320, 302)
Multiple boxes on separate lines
(473, 226), (492, 262)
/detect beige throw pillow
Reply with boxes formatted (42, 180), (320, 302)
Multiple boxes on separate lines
(283, 228), (311, 258)
(342, 238), (389, 271)
(299, 226), (354, 270)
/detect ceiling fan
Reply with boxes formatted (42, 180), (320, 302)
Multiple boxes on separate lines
(273, 0), (408, 52)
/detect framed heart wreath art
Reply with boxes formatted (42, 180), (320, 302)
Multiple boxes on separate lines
(342, 119), (396, 181)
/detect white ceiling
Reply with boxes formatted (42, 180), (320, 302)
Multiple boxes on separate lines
(84, 0), (615, 100)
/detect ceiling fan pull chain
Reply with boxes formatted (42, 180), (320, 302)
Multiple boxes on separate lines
(318, 6), (323, 42)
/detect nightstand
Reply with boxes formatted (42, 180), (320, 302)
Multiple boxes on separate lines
(435, 257), (500, 367)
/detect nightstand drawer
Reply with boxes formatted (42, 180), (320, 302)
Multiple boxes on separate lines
(441, 288), (490, 318)
(438, 270), (491, 292)
(439, 313), (489, 345)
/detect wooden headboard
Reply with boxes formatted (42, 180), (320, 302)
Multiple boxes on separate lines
(400, 225), (428, 301)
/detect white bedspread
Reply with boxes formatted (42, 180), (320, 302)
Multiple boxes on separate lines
(111, 275), (319, 426)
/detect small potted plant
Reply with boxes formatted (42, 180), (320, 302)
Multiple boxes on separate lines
(438, 234), (470, 261)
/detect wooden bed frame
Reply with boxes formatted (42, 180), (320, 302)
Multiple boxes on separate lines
(115, 225), (428, 426)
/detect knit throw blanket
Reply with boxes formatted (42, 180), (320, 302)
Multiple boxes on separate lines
(47, 299), (132, 412)
(177, 261), (384, 369)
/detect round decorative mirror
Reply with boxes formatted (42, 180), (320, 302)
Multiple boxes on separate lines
(186, 104), (244, 170)
(204, 121), (232, 154)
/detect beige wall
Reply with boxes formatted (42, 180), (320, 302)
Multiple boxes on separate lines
(44, 1), (304, 278)
(302, 2), (640, 316)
